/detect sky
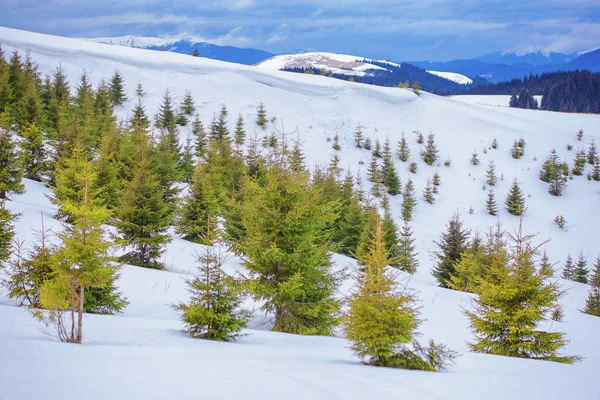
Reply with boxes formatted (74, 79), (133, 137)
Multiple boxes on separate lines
(1, 0), (599, 61)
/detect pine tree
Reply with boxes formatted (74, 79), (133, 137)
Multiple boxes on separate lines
(588, 140), (597, 165)
(289, 138), (306, 172)
(135, 82), (145, 98)
(421, 133), (439, 165)
(491, 138), (498, 149)
(416, 130), (424, 144)
(152, 130), (182, 210)
(156, 89), (178, 134)
(130, 99), (150, 130)
(572, 148), (587, 176)
(175, 231), (250, 341)
(37, 158), (115, 344)
(117, 157), (172, 269)
(401, 179), (417, 222)
(373, 139), (382, 158)
(381, 195), (401, 267)
(466, 220), (581, 364)
(192, 114), (207, 159)
(354, 125), (364, 148)
(345, 218), (455, 371)
(505, 179), (525, 216)
(176, 164), (220, 244)
(486, 161), (497, 186)
(20, 123), (47, 182)
(432, 213), (470, 287)
(180, 90), (196, 116)
(180, 137), (195, 183)
(397, 134), (410, 162)
(573, 253), (589, 284)
(561, 254), (575, 280)
(0, 202), (16, 271)
(432, 170), (441, 186)
(511, 140), (523, 159)
(109, 70), (127, 106)
(93, 124), (122, 210)
(0, 128), (25, 200)
(363, 137), (372, 150)
(367, 152), (379, 182)
(336, 196), (366, 256)
(592, 163), (600, 181)
(583, 258), (600, 317)
(471, 151), (480, 166)
(381, 138), (401, 195)
(486, 188), (498, 216)
(397, 221), (418, 274)
(256, 102), (268, 130)
(234, 114), (246, 150)
(238, 166), (339, 335)
(540, 149), (567, 196)
(332, 134), (341, 151)
(423, 179), (434, 204)
(409, 160), (417, 174)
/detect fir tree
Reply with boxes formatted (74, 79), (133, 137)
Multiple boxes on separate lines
(432, 170), (441, 186)
(381, 138), (401, 195)
(130, 99), (150, 130)
(345, 218), (455, 371)
(373, 139), (382, 158)
(572, 148), (587, 176)
(332, 134), (341, 151)
(180, 90), (196, 116)
(486, 161), (497, 186)
(409, 160), (417, 174)
(192, 114), (207, 159)
(421, 133), (439, 166)
(238, 166), (339, 335)
(180, 137), (195, 183)
(592, 163), (600, 181)
(108, 70), (127, 106)
(135, 82), (145, 98)
(336, 196), (366, 256)
(583, 258), (600, 317)
(471, 151), (480, 166)
(432, 213), (470, 287)
(505, 179), (525, 216)
(152, 130), (182, 210)
(577, 129), (583, 141)
(367, 152), (379, 182)
(289, 138), (305, 172)
(176, 164), (220, 244)
(117, 157), (172, 269)
(93, 124), (122, 210)
(416, 130), (424, 144)
(423, 179), (434, 204)
(401, 179), (417, 222)
(486, 188), (498, 216)
(175, 232), (250, 341)
(0, 128), (25, 200)
(540, 149), (567, 196)
(234, 114), (246, 150)
(354, 125), (364, 148)
(20, 123), (47, 182)
(397, 134), (410, 162)
(573, 253), (589, 284)
(155, 89), (177, 134)
(511, 140), (524, 159)
(561, 254), (575, 280)
(491, 138), (498, 149)
(397, 221), (418, 274)
(256, 102), (268, 129)
(466, 220), (581, 364)
(0, 202), (16, 271)
(363, 137), (372, 150)
(588, 140), (597, 165)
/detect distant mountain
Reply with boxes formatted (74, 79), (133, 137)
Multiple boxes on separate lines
(475, 48), (571, 65)
(86, 36), (274, 65)
(567, 48), (600, 72)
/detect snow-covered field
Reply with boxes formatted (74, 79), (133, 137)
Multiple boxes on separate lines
(1, 26), (599, 400)
(427, 70), (473, 85)
(256, 52), (394, 76)
(451, 95), (544, 107)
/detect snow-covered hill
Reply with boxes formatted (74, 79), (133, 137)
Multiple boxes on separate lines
(427, 70), (472, 85)
(1, 26), (599, 400)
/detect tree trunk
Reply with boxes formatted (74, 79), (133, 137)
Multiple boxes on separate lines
(77, 285), (84, 344)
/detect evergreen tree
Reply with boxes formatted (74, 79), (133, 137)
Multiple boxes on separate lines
(135, 82), (145, 98)
(592, 163), (600, 182)
(381, 196), (401, 267)
(0, 202), (16, 270)
(561, 254), (575, 280)
(401, 179), (417, 222)
(511, 140), (524, 159)
(179, 90), (196, 116)
(397, 221), (418, 274)
(423, 179), (434, 204)
(152, 130), (182, 210)
(0, 128), (25, 200)
(588, 140), (597, 165)
(130, 99), (150, 130)
(192, 49), (199, 57)
(409, 160), (417, 174)
(192, 114), (207, 159)
(471, 151), (480, 166)
(416, 131), (424, 144)
(354, 125), (364, 148)
(256, 102), (268, 129)
(289, 138), (306, 172)
(572, 148), (586, 176)
(491, 138), (498, 149)
(176, 164), (220, 244)
(466, 222), (580, 364)
(432, 170), (441, 186)
(367, 152), (379, 182)
(540, 149), (567, 196)
(486, 161), (497, 186)
(345, 218), (455, 371)
(155, 89), (178, 134)
(336, 196), (366, 257)
(332, 134), (341, 151)
(108, 70), (127, 106)
(20, 123), (47, 182)
(381, 138), (401, 195)
(117, 157), (172, 269)
(363, 137), (372, 150)
(573, 253), (589, 284)
(421, 133), (439, 166)
(180, 137), (195, 183)
(505, 179), (525, 216)
(238, 166), (339, 335)
(234, 114), (246, 150)
(93, 123), (122, 210)
(397, 134), (410, 162)
(583, 258), (600, 317)
(486, 188), (498, 216)
(432, 213), (470, 287)
(175, 233), (250, 341)
(373, 139), (382, 158)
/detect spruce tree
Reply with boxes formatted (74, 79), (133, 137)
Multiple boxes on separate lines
(381, 195), (401, 267)
(588, 140), (597, 165)
(109, 70), (127, 106)
(336, 196), (366, 257)
(505, 179), (525, 216)
(256, 102), (268, 129)
(397, 134), (410, 162)
(192, 114), (207, 159)
(572, 148), (586, 176)
(423, 179), (434, 204)
(0, 128), (25, 199)
(432, 170), (441, 186)
(117, 157), (172, 269)
(401, 179), (417, 222)
(180, 137), (195, 183)
(155, 89), (177, 134)
(289, 138), (306, 172)
(471, 151), (480, 166)
(363, 137), (372, 150)
(175, 232), (250, 341)
(466, 221), (581, 363)
(20, 123), (47, 182)
(238, 166), (339, 335)
(93, 124), (122, 210)
(354, 125), (364, 148)
(511, 140), (523, 159)
(234, 114), (246, 150)
(421, 133), (439, 165)
(367, 152), (379, 182)
(373, 139), (382, 158)
(345, 218), (455, 371)
(416, 130), (424, 145)
(486, 188), (498, 216)
(136, 82), (145, 98)
(432, 213), (470, 287)
(332, 134), (341, 151)
(381, 139), (401, 195)
(573, 253), (589, 284)
(180, 90), (196, 116)
(583, 258), (600, 317)
(486, 161), (497, 186)
(409, 160), (417, 174)
(577, 129), (583, 141)
(130, 99), (150, 130)
(540, 150), (567, 196)
(561, 254), (575, 280)
(491, 138), (498, 149)
(152, 130), (182, 210)
(397, 221), (418, 274)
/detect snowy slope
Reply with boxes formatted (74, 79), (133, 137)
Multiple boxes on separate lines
(1, 26), (600, 400)
(257, 52), (393, 76)
(427, 70), (473, 85)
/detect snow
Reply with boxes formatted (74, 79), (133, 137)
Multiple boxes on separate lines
(427, 70), (473, 85)
(450, 95), (543, 107)
(1, 26), (600, 400)
(256, 52), (397, 76)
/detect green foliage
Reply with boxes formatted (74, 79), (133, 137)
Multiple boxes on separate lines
(397, 134), (410, 162)
(505, 179), (525, 216)
(20, 123), (48, 182)
(583, 258), (600, 317)
(432, 213), (470, 287)
(491, 138), (498, 149)
(401, 179), (417, 222)
(353, 125), (363, 148)
(192, 114), (207, 159)
(572, 148), (586, 176)
(179, 137), (195, 184)
(93, 124), (122, 210)
(540, 149), (567, 196)
(423, 179), (434, 204)
(256, 102), (268, 129)
(561, 254), (575, 280)
(109, 70), (127, 106)
(409, 160), (417, 174)
(381, 138), (401, 195)
(471, 151), (479, 165)
(421, 133), (439, 166)
(234, 114), (246, 149)
(486, 188), (498, 216)
(0, 128), (25, 199)
(397, 221), (418, 274)
(588, 140), (597, 165)
(573, 253), (589, 284)
(511, 140), (524, 159)
(486, 161), (497, 186)
(238, 165), (339, 335)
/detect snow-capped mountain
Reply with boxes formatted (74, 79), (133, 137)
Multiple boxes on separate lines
(87, 36), (275, 65)
(476, 47), (572, 65)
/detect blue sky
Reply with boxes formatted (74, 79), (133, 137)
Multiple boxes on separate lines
(1, 0), (599, 61)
